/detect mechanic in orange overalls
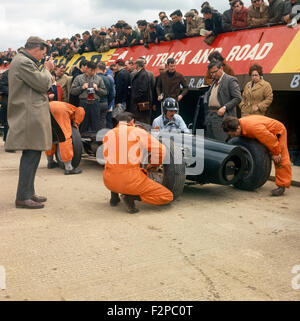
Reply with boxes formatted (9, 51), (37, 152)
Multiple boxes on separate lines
(102, 112), (174, 213)
(222, 115), (292, 196)
(46, 101), (85, 175)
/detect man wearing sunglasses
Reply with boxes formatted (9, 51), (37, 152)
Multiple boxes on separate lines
(248, 0), (270, 27)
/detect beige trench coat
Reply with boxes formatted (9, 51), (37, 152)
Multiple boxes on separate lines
(5, 49), (52, 151)
(239, 79), (273, 117)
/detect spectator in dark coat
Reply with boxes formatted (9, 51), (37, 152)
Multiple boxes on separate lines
(268, 0), (285, 23)
(0, 70), (9, 141)
(283, 0), (300, 24)
(222, 0), (235, 32)
(123, 25), (140, 47)
(130, 59), (153, 124)
(232, 0), (248, 30)
(157, 16), (174, 41)
(114, 59), (131, 112)
(170, 10), (187, 39)
(96, 62), (115, 128)
(78, 31), (96, 54)
(201, 6), (223, 37)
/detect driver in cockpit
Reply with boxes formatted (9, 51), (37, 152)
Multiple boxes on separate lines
(152, 97), (190, 133)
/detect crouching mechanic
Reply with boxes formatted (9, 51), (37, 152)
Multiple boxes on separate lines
(222, 115), (292, 196)
(152, 97), (189, 133)
(46, 101), (85, 174)
(102, 112), (174, 213)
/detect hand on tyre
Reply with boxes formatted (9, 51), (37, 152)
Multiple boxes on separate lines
(272, 154), (281, 165)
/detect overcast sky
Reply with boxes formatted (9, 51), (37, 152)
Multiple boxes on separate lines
(0, 0), (252, 51)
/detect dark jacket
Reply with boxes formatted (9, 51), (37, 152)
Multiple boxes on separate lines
(124, 30), (140, 47)
(156, 71), (188, 99)
(206, 73), (242, 116)
(283, 0), (300, 19)
(269, 0), (285, 23)
(205, 12), (223, 36)
(157, 21), (174, 40)
(0, 70), (9, 106)
(172, 19), (187, 39)
(78, 36), (96, 54)
(98, 73), (115, 105)
(130, 68), (152, 111)
(114, 68), (131, 104)
(222, 8), (233, 32)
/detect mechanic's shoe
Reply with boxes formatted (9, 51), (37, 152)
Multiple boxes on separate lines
(110, 192), (121, 207)
(31, 195), (47, 203)
(15, 199), (44, 209)
(47, 161), (59, 169)
(271, 186), (285, 196)
(121, 195), (139, 214)
(64, 168), (82, 175)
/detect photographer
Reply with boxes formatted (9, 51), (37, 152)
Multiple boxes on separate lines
(70, 61), (107, 133)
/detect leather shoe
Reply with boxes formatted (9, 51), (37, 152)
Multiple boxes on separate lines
(64, 168), (82, 175)
(15, 199), (44, 209)
(121, 195), (139, 214)
(271, 186), (285, 196)
(31, 195), (47, 203)
(47, 161), (59, 169)
(110, 192), (120, 207)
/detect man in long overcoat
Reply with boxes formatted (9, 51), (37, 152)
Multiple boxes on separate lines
(5, 36), (54, 209)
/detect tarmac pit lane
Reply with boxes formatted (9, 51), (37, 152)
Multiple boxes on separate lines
(0, 142), (300, 301)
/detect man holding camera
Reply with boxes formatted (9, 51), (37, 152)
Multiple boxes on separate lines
(71, 61), (107, 133)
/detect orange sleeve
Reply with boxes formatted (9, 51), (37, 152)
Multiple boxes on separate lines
(251, 123), (281, 155)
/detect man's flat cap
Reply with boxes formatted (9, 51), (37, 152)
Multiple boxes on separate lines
(25, 36), (49, 47)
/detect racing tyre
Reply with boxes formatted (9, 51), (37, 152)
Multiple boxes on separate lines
(55, 126), (83, 169)
(228, 136), (271, 191)
(143, 141), (186, 200)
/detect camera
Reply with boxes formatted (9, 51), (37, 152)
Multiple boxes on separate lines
(87, 87), (95, 94)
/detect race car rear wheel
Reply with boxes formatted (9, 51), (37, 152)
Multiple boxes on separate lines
(141, 141), (186, 200)
(228, 136), (272, 191)
(55, 126), (83, 169)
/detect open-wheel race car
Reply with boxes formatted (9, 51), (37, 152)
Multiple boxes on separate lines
(60, 88), (272, 200)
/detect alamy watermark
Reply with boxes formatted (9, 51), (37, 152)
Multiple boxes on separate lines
(0, 265), (6, 290)
(95, 128), (205, 176)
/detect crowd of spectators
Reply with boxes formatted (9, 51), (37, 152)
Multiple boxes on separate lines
(0, 0), (299, 64)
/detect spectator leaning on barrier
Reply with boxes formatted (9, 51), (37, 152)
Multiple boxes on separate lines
(232, 0), (248, 30)
(157, 16), (174, 41)
(123, 24), (140, 47)
(239, 64), (273, 117)
(137, 20), (149, 45)
(222, 0), (235, 32)
(156, 58), (188, 105)
(70, 61), (107, 133)
(170, 10), (187, 40)
(185, 10), (205, 37)
(268, 0), (286, 24)
(283, 0), (300, 24)
(94, 30), (111, 53)
(147, 23), (159, 45)
(78, 31), (96, 54)
(248, 0), (270, 27)
(201, 6), (223, 45)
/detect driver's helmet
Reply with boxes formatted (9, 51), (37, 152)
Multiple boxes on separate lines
(163, 97), (179, 115)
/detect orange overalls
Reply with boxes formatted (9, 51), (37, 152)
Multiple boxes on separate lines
(46, 101), (85, 162)
(240, 115), (292, 188)
(102, 122), (174, 205)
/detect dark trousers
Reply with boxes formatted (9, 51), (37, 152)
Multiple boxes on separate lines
(16, 150), (42, 201)
(79, 100), (107, 133)
(0, 103), (8, 141)
(205, 111), (228, 142)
